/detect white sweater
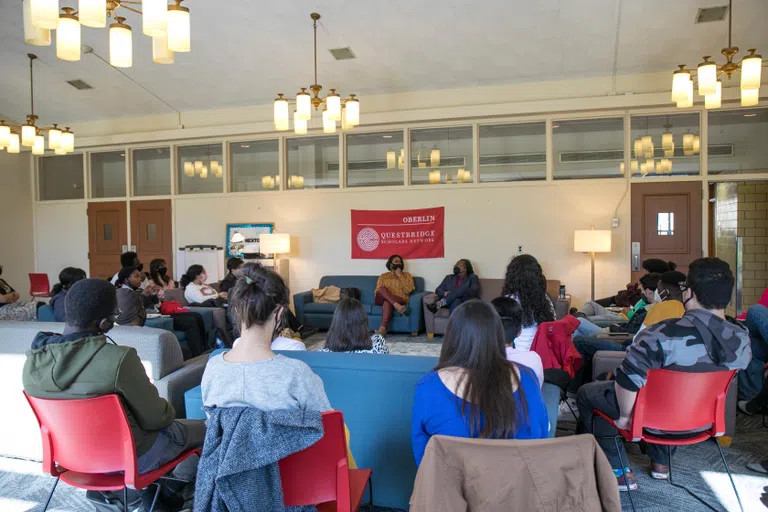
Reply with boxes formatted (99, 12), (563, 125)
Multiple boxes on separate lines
(184, 282), (219, 305)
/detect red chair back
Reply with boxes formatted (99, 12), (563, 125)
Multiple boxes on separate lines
(279, 411), (350, 507)
(629, 369), (736, 440)
(24, 393), (138, 478)
(29, 273), (51, 297)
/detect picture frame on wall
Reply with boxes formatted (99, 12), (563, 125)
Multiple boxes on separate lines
(226, 223), (275, 259)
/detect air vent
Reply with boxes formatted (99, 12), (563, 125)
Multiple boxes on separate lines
(695, 5), (728, 24)
(67, 79), (93, 90)
(329, 47), (356, 60)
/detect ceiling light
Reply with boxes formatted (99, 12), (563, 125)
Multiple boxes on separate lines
(705, 80), (722, 109)
(386, 151), (396, 170)
(32, 134), (45, 155)
(741, 50), (763, 90)
(109, 17), (132, 67)
(662, 132), (674, 153)
(56, 8), (81, 61)
(7, 134), (21, 154)
(430, 148), (440, 167)
(293, 111), (307, 135)
(240, 144), (250, 148)
(697, 57), (717, 96)
(61, 129), (74, 152)
(630, 160), (639, 174)
(0, 123), (10, 147)
(671, 66), (692, 102)
(23, 0), (51, 46)
(683, 133), (695, 156)
(429, 170), (441, 184)
(183, 161), (194, 176)
(152, 33), (174, 64)
(693, 135), (700, 154)
(633, 139), (643, 158)
(79, 0), (106, 28)
(273, 13), (360, 131)
(200, 165), (208, 179)
(194, 160), (202, 174)
(741, 88), (759, 107)
(167, 0), (190, 52)
(21, 124), (37, 147)
(677, 79), (693, 108)
(142, 0), (167, 36)
(30, 0), (60, 30)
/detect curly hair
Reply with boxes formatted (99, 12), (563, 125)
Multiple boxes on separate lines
(501, 254), (553, 328)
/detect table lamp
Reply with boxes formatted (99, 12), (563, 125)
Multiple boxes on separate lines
(574, 226), (612, 302)
(259, 233), (291, 269)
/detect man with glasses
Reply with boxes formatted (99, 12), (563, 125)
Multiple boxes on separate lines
(576, 258), (751, 492)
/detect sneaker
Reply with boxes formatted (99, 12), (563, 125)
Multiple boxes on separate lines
(426, 303), (438, 314)
(737, 400), (754, 415)
(650, 461), (670, 480)
(616, 470), (638, 492)
(558, 398), (578, 418)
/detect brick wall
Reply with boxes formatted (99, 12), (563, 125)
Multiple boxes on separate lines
(737, 181), (768, 310)
(714, 182), (739, 316)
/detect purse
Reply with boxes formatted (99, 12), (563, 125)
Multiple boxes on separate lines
(160, 300), (189, 315)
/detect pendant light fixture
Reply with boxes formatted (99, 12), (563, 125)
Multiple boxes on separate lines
(670, 0), (763, 109)
(273, 13), (360, 134)
(23, 1), (191, 66)
(293, 111), (307, 135)
(430, 148), (441, 167)
(0, 55), (73, 156)
(386, 151), (396, 170)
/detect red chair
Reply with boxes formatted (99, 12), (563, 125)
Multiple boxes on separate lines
(28, 273), (52, 299)
(592, 369), (742, 512)
(24, 392), (201, 512)
(279, 411), (373, 512)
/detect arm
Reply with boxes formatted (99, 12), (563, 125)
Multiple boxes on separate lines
(614, 329), (665, 394)
(466, 274), (480, 299)
(614, 381), (638, 428)
(403, 273), (416, 295)
(435, 276), (448, 297)
(303, 371), (332, 412)
(185, 285), (207, 305)
(375, 273), (386, 293)
(411, 384), (431, 466)
(116, 348), (176, 432)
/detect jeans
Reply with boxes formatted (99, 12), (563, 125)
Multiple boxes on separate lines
(575, 318), (606, 337)
(580, 301), (626, 322)
(568, 335), (629, 394)
(577, 380), (673, 469)
(747, 305), (768, 342)
(137, 419), (206, 477)
(741, 305), (768, 402)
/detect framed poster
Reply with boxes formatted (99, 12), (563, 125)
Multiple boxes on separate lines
(226, 223), (274, 259)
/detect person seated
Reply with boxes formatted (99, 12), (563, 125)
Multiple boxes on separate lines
(425, 259), (479, 314)
(738, 298), (768, 410)
(202, 265), (330, 412)
(110, 251), (146, 287)
(148, 258), (176, 297)
(219, 257), (244, 294)
(576, 258), (751, 491)
(0, 263), (39, 322)
(501, 254), (555, 351)
(411, 299), (549, 466)
(116, 266), (160, 310)
(375, 254), (415, 335)
(591, 259), (676, 308)
(320, 298), (390, 354)
(23, 279), (205, 505)
(181, 265), (227, 306)
(115, 286), (148, 327)
(637, 270), (687, 331)
(49, 267), (87, 322)
(491, 296), (544, 388)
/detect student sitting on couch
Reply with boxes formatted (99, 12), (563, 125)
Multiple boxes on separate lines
(49, 267), (87, 322)
(320, 298), (389, 354)
(375, 254), (415, 335)
(425, 259), (479, 314)
(0, 263), (39, 322)
(181, 265), (226, 306)
(411, 300), (549, 465)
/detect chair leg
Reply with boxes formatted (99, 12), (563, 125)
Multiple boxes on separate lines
(123, 487), (128, 512)
(614, 437), (636, 512)
(42, 476), (59, 512)
(148, 483), (162, 512)
(713, 438), (744, 512)
(667, 445), (673, 485)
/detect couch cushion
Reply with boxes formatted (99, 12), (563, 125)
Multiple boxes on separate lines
(303, 302), (340, 314)
(317, 275), (425, 306)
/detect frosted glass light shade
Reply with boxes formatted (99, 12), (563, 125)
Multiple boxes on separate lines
(167, 4), (190, 52)
(54, 147), (67, 155)
(677, 80), (693, 108)
(48, 127), (61, 150)
(61, 131), (74, 152)
(261, 176), (275, 189)
(705, 80), (722, 109)
(183, 161), (194, 176)
(21, 125), (37, 147)
(322, 109), (336, 134)
(345, 97), (359, 126)
(31, 0), (59, 29)
(671, 68), (691, 102)
(630, 160), (639, 174)
(633, 139), (643, 158)
(193, 160), (203, 174)
(200, 165), (208, 179)
(340, 106), (350, 131)
(697, 60), (717, 96)
(741, 53), (762, 91)
(296, 92), (311, 121)
(142, 0), (168, 36)
(109, 22), (132, 68)
(429, 169), (441, 184)
(430, 148), (440, 167)
(210, 161), (219, 173)
(646, 159), (655, 172)
(642, 135), (654, 159)
(260, 233), (291, 255)
(293, 111), (307, 135)
(56, 14), (81, 61)
(79, 0), (106, 27)
(32, 135), (45, 155)
(662, 132), (674, 153)
(693, 135), (700, 154)
(0, 125), (10, 147)
(574, 229), (611, 253)
(273, 96), (289, 126)
(741, 88), (759, 107)
(7, 134), (21, 154)
(620, 162), (625, 175)
(152, 34), (174, 64)
(386, 151), (396, 169)
(24, 0), (51, 45)
(326, 93), (341, 121)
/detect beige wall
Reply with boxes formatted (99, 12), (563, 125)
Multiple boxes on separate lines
(0, 152), (34, 299)
(33, 202), (89, 284)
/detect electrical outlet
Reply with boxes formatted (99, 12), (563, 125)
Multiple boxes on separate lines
(517, 245), (523, 254)
(612, 217), (619, 228)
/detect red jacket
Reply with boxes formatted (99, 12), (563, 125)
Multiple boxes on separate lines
(531, 316), (582, 377)
(737, 288), (768, 320)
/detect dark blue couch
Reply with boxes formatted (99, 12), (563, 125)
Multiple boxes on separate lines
(293, 275), (429, 334)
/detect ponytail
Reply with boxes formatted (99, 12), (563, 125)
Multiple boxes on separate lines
(52, 267), (87, 296)
(180, 264), (204, 289)
(229, 263), (288, 333)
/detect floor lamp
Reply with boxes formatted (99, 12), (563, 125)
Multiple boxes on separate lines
(259, 233), (291, 270)
(574, 226), (612, 302)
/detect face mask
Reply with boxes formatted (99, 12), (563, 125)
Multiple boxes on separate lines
(453, 266), (461, 275)
(158, 267), (167, 276)
(392, 263), (404, 272)
(653, 289), (662, 303)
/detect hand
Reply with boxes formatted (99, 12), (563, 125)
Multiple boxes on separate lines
(142, 285), (157, 296)
(394, 268), (402, 277)
(395, 303), (406, 315)
(11, 291), (20, 302)
(614, 416), (631, 430)
(1, 293), (14, 304)
(219, 291), (228, 300)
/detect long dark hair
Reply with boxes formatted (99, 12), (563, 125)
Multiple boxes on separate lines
(501, 254), (553, 327)
(229, 263), (289, 333)
(325, 298), (372, 352)
(149, 259), (171, 287)
(179, 265), (204, 288)
(51, 267), (87, 295)
(436, 300), (528, 438)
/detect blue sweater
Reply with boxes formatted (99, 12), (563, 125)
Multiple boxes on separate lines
(411, 367), (549, 465)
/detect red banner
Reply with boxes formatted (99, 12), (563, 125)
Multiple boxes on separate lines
(351, 207), (444, 259)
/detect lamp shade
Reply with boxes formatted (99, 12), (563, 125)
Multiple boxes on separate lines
(671, 68), (691, 102)
(7, 134), (21, 154)
(430, 148), (440, 167)
(273, 95), (289, 127)
(56, 12), (81, 61)
(574, 229), (611, 253)
(705, 80), (722, 109)
(23, 0), (51, 46)
(183, 161), (194, 177)
(296, 90), (311, 121)
(32, 134), (45, 155)
(259, 233), (291, 255)
(152, 34), (174, 64)
(340, 106), (350, 131)
(697, 59), (717, 96)
(741, 88), (759, 107)
(21, 124), (37, 147)
(662, 132), (674, 153)
(345, 96), (359, 126)
(166, 3), (190, 52)
(326, 92), (341, 121)
(386, 151), (396, 169)
(61, 130), (74, 152)
(48, 127), (61, 150)
(429, 169), (441, 184)
(109, 21), (133, 68)
(293, 111), (307, 135)
(0, 124), (10, 147)
(677, 79), (693, 108)
(741, 51), (762, 91)
(142, 0), (168, 36)
(79, 0), (106, 27)
(322, 109), (336, 134)
(31, 0), (59, 30)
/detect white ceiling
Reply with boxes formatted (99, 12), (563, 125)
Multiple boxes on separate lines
(0, 0), (766, 124)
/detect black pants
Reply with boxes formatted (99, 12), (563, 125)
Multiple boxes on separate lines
(171, 312), (206, 357)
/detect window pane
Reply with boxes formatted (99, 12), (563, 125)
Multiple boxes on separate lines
(410, 126), (473, 185)
(133, 147), (171, 196)
(553, 117), (624, 180)
(38, 154), (84, 200)
(657, 213), (674, 236)
(346, 131), (404, 187)
(147, 223), (157, 241)
(708, 108), (768, 175)
(178, 144), (224, 195)
(104, 223), (113, 241)
(90, 151), (126, 198)
(286, 136), (339, 189)
(630, 113), (700, 177)
(230, 140), (279, 192)
(479, 123), (545, 182)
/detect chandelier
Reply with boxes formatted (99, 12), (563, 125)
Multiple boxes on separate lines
(0, 54), (74, 156)
(273, 13), (360, 134)
(670, 0), (763, 109)
(183, 156), (221, 180)
(23, 0), (191, 67)
(627, 117), (699, 176)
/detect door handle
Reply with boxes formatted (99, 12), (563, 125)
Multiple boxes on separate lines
(631, 242), (641, 271)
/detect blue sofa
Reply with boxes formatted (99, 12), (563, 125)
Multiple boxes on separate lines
(293, 275), (429, 334)
(184, 350), (561, 510)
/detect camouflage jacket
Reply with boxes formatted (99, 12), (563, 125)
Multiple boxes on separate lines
(615, 308), (751, 392)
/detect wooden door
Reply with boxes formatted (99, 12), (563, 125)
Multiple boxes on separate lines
(631, 182), (703, 283)
(131, 199), (173, 277)
(88, 201), (128, 280)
